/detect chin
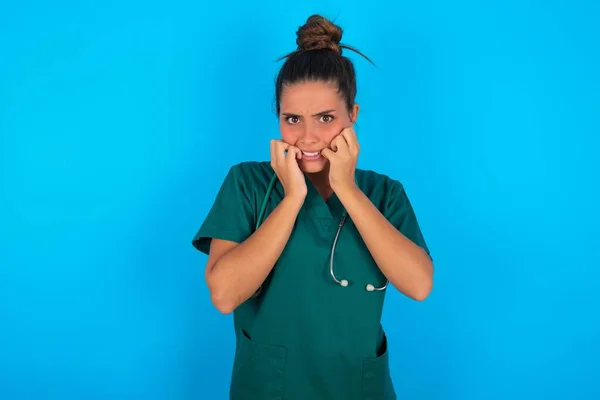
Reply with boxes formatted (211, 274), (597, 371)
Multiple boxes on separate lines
(299, 158), (327, 174)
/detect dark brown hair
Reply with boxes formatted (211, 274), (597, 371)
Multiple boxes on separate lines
(274, 15), (374, 115)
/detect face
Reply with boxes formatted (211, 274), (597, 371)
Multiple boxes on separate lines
(279, 80), (359, 173)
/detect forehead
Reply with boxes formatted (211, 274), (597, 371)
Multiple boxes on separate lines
(280, 81), (343, 112)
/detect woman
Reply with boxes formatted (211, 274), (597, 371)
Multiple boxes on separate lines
(192, 14), (433, 400)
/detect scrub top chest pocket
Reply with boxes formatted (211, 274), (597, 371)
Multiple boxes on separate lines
(191, 162), (430, 400)
(229, 329), (288, 400)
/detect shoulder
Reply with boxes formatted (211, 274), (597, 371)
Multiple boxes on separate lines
(223, 160), (275, 196)
(356, 169), (429, 247)
(228, 160), (272, 176)
(225, 160), (273, 181)
(355, 168), (405, 201)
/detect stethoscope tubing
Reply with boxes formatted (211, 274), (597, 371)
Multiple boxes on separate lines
(255, 172), (389, 294)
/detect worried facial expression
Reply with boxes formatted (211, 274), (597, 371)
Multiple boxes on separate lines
(279, 81), (359, 174)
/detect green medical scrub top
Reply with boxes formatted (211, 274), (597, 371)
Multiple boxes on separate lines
(192, 161), (431, 400)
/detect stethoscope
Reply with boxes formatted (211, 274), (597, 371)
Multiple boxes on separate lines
(255, 173), (389, 293)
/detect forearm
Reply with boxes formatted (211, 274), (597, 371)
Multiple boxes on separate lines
(337, 185), (433, 301)
(207, 196), (304, 312)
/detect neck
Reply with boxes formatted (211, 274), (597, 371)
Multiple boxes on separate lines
(306, 168), (333, 200)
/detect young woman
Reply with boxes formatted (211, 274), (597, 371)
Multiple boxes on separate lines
(192, 14), (433, 400)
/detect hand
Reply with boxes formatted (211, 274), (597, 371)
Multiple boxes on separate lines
(320, 127), (360, 193)
(270, 139), (307, 201)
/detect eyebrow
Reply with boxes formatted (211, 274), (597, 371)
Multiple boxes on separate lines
(281, 109), (337, 117)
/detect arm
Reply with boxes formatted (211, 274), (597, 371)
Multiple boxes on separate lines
(337, 185), (434, 301)
(205, 195), (304, 314)
(321, 127), (433, 301)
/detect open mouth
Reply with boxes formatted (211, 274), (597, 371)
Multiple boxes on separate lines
(300, 150), (322, 161)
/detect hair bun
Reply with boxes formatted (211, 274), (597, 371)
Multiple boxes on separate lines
(296, 15), (343, 53)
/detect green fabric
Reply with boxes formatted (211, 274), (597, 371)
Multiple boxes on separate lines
(192, 161), (431, 400)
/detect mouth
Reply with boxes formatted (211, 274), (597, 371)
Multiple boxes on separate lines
(300, 150), (323, 161)
(301, 150), (320, 157)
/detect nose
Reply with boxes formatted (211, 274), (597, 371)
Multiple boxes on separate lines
(299, 121), (319, 144)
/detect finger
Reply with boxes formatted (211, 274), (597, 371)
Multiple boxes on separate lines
(270, 140), (283, 166)
(330, 135), (343, 152)
(275, 141), (291, 163)
(331, 134), (349, 154)
(341, 127), (358, 149)
(320, 147), (335, 161)
(341, 128), (359, 156)
(273, 140), (290, 153)
(287, 145), (302, 164)
(270, 140), (278, 166)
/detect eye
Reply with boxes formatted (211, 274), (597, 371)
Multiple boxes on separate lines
(320, 115), (335, 123)
(285, 116), (300, 124)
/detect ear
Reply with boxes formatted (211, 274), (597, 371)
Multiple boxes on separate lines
(350, 103), (360, 124)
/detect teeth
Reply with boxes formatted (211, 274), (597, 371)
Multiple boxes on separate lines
(302, 151), (319, 156)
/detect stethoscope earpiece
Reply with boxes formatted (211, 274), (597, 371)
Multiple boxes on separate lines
(333, 281), (387, 292)
(329, 213), (389, 292)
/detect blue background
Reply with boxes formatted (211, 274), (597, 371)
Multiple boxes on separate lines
(1, 1), (599, 399)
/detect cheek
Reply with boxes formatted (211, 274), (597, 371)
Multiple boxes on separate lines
(320, 122), (345, 144)
(279, 124), (298, 144)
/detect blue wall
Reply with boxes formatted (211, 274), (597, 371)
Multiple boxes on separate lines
(1, 1), (598, 399)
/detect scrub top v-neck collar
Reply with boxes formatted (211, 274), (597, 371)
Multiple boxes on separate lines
(269, 170), (347, 235)
(301, 173), (345, 236)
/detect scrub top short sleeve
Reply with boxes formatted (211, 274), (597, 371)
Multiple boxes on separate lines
(191, 164), (254, 255)
(385, 181), (432, 259)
